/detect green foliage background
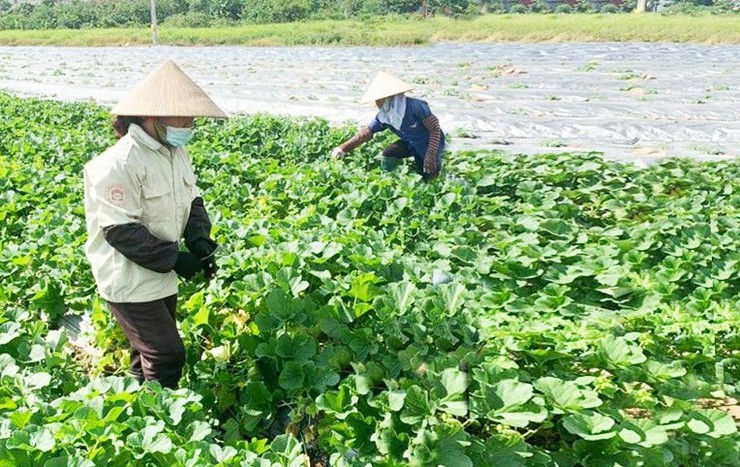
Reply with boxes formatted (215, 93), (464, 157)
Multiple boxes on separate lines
(2, 0), (735, 30)
(0, 93), (737, 464)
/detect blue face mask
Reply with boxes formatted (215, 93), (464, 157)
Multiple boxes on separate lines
(165, 126), (194, 147)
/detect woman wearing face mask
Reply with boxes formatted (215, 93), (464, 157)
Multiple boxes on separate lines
(331, 72), (445, 180)
(83, 60), (226, 388)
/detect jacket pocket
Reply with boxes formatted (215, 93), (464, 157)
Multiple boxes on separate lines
(141, 182), (174, 224)
(182, 169), (198, 199)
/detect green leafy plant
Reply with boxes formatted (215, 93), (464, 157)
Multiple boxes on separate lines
(0, 93), (738, 465)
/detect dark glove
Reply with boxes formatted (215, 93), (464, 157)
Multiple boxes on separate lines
(190, 238), (217, 258)
(189, 238), (218, 280)
(173, 252), (204, 280)
(201, 256), (218, 280)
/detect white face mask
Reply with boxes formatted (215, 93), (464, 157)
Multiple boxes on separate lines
(165, 126), (194, 147)
(376, 94), (407, 131)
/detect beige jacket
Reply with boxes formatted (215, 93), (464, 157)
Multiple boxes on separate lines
(84, 124), (200, 303)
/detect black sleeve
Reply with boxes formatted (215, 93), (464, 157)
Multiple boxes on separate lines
(103, 223), (179, 273)
(184, 197), (213, 250)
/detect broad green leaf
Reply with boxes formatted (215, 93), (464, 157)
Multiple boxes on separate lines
(270, 434), (303, 459)
(437, 368), (470, 416)
(687, 418), (710, 435)
(595, 268), (623, 287)
(495, 409), (548, 428)
(275, 333), (316, 361)
(535, 377), (602, 412)
(541, 220), (573, 238)
(562, 411), (616, 441)
(43, 456), (96, 467)
(0, 322), (21, 345)
(476, 174), (497, 188)
(517, 216), (540, 231)
(189, 421), (212, 442)
(316, 386), (352, 417)
(308, 269), (331, 280)
(388, 390), (406, 412)
(401, 386), (432, 425)
(468, 435), (535, 467)
(209, 444), (237, 463)
(6, 430), (31, 451)
(222, 418), (241, 444)
(9, 410), (32, 429)
(265, 288), (299, 321)
(349, 273), (381, 302)
(279, 361), (306, 391)
(145, 433), (173, 454)
(436, 436), (474, 467)
(599, 336), (646, 368)
(688, 410), (738, 438)
(0, 354), (19, 378)
(307, 365), (340, 391)
(28, 344), (45, 363)
(442, 400), (469, 417)
(183, 291), (205, 310)
(440, 283), (466, 316)
(372, 422), (408, 458)
(166, 398), (189, 426)
(354, 375), (373, 395)
(207, 345), (230, 363)
(470, 378), (547, 428)
(387, 281), (416, 315)
(618, 426), (642, 444)
(191, 306), (210, 327)
(619, 419), (669, 447)
(646, 360), (687, 380)
(441, 368), (469, 397)
(0, 397), (17, 411)
(496, 379), (534, 409)
(289, 275), (309, 297)
(657, 408), (684, 427)
(28, 426), (55, 452)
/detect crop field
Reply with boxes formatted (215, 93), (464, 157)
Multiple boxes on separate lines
(0, 93), (738, 465)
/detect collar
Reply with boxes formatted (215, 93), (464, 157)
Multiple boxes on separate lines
(128, 123), (169, 155)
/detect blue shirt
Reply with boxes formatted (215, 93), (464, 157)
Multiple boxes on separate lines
(368, 97), (445, 158)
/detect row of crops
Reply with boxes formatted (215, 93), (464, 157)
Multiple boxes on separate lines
(0, 93), (738, 465)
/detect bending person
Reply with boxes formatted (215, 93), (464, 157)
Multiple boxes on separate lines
(332, 72), (445, 180)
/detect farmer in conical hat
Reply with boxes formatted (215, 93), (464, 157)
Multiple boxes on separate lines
(83, 61), (226, 388)
(331, 72), (445, 179)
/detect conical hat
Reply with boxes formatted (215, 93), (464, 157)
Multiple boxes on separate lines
(111, 61), (227, 118)
(360, 72), (413, 104)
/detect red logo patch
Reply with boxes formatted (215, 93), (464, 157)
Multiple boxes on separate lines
(107, 184), (126, 206)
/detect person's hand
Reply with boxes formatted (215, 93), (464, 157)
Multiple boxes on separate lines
(173, 252), (204, 280)
(190, 238), (217, 259)
(202, 257), (218, 280)
(423, 153), (438, 176)
(331, 147), (346, 159)
(190, 238), (218, 280)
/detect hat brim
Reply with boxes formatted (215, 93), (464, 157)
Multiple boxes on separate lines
(360, 71), (414, 104)
(111, 61), (228, 118)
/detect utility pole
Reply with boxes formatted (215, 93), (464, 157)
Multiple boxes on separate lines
(150, 0), (158, 45)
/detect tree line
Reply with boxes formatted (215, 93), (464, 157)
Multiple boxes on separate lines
(0, 0), (735, 30)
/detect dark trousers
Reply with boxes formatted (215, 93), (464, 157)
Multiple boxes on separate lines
(107, 294), (185, 389)
(382, 140), (442, 180)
